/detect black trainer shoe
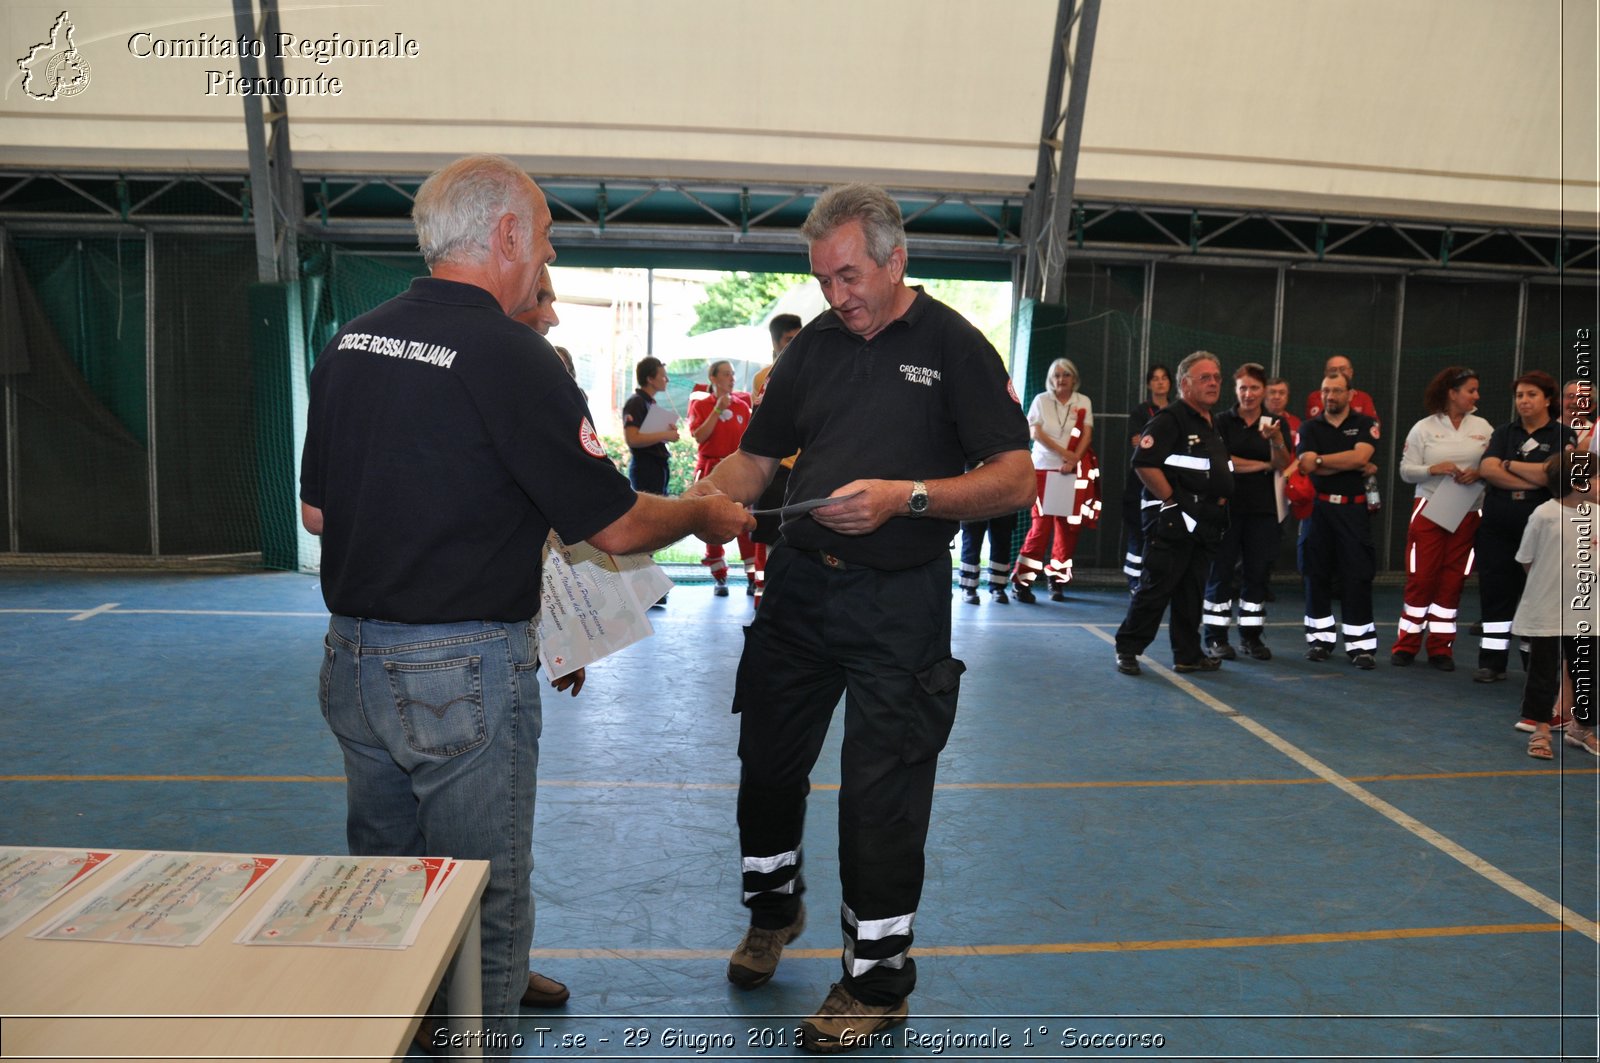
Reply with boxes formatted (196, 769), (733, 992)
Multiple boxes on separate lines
(713, 580), (729, 598)
(961, 589), (980, 605)
(1173, 657), (1222, 673)
(1390, 651), (1415, 667)
(1013, 584), (1037, 604)
(1049, 588), (1068, 602)
(1352, 652), (1376, 670)
(1428, 655), (1456, 672)
(1115, 653), (1141, 676)
(1473, 667), (1506, 683)
(1204, 641), (1237, 661)
(1241, 638), (1272, 661)
(990, 587), (1009, 604)
(1306, 644), (1332, 662)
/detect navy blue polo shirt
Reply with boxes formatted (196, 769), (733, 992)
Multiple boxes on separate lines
(741, 288), (1028, 569)
(1296, 411), (1379, 496)
(301, 277), (636, 623)
(1214, 407), (1277, 514)
(1482, 418), (1574, 524)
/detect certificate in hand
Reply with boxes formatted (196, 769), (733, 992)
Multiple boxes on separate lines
(1419, 478), (1481, 534)
(639, 404), (677, 434)
(1040, 471), (1077, 517)
(538, 532), (668, 681)
(749, 489), (863, 519)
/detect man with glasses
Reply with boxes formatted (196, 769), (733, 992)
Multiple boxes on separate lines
(1114, 351), (1234, 676)
(1296, 370), (1381, 668)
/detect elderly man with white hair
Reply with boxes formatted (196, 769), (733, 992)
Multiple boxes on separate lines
(300, 154), (752, 1052)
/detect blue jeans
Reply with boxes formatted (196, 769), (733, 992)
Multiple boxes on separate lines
(320, 616), (542, 1048)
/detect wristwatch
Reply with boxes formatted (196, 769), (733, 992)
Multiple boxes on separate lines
(908, 480), (930, 517)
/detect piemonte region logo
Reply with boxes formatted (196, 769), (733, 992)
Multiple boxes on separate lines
(17, 10), (92, 101)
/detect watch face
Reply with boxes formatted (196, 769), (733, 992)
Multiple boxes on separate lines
(910, 485), (929, 513)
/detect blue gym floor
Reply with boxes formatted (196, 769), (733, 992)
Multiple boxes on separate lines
(2, 568), (1596, 1061)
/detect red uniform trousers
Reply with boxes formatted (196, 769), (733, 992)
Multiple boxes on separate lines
(695, 454), (754, 583)
(1012, 460), (1099, 588)
(1391, 498), (1480, 659)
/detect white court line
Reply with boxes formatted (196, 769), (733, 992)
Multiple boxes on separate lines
(67, 602), (119, 622)
(1083, 624), (1600, 942)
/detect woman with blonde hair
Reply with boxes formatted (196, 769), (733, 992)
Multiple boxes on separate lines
(1012, 357), (1101, 602)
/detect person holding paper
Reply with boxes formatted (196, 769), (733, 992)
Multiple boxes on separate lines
(622, 356), (679, 496)
(1113, 352), (1233, 676)
(1011, 357), (1100, 602)
(1201, 363), (1292, 661)
(299, 155), (753, 1054)
(1389, 367), (1492, 670)
(1473, 371), (1572, 692)
(684, 183), (1032, 1051)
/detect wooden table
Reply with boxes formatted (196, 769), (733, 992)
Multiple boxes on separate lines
(0, 850), (489, 1062)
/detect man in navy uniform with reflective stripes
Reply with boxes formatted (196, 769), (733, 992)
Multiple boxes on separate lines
(1114, 351), (1234, 675)
(686, 183), (1033, 1052)
(1296, 371), (1381, 667)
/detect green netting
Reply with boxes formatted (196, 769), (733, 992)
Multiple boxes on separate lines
(4, 231), (1594, 574)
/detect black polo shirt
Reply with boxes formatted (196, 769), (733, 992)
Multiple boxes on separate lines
(741, 287), (1028, 569)
(1132, 399), (1233, 513)
(1214, 407), (1277, 514)
(622, 388), (670, 473)
(1482, 418), (1574, 524)
(301, 277), (636, 623)
(1296, 411), (1379, 496)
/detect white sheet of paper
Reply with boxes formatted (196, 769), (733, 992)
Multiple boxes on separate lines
(1419, 477), (1481, 534)
(538, 533), (662, 681)
(1040, 470), (1077, 517)
(639, 404), (677, 434)
(1273, 470), (1288, 523)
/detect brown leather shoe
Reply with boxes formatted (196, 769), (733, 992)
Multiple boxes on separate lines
(522, 971), (570, 1008)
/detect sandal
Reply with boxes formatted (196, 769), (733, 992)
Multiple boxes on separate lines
(1527, 730), (1554, 760)
(1564, 726), (1600, 757)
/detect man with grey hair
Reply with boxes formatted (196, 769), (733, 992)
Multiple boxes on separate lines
(687, 182), (1034, 1051)
(301, 153), (753, 1052)
(1113, 351), (1234, 676)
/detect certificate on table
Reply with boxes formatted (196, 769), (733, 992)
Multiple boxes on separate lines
(1041, 470), (1077, 517)
(31, 852), (281, 946)
(238, 856), (457, 949)
(0, 847), (117, 939)
(1419, 478), (1481, 533)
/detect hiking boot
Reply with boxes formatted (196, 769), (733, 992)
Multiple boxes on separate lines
(1305, 644), (1332, 662)
(1428, 655), (1456, 672)
(1390, 651), (1415, 667)
(727, 906), (805, 989)
(1473, 667), (1505, 683)
(1204, 641), (1237, 661)
(1241, 637), (1272, 661)
(798, 983), (909, 1054)
(990, 587), (1009, 604)
(1352, 652), (1376, 670)
(1049, 587), (1068, 602)
(961, 589), (980, 605)
(1013, 584), (1037, 604)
